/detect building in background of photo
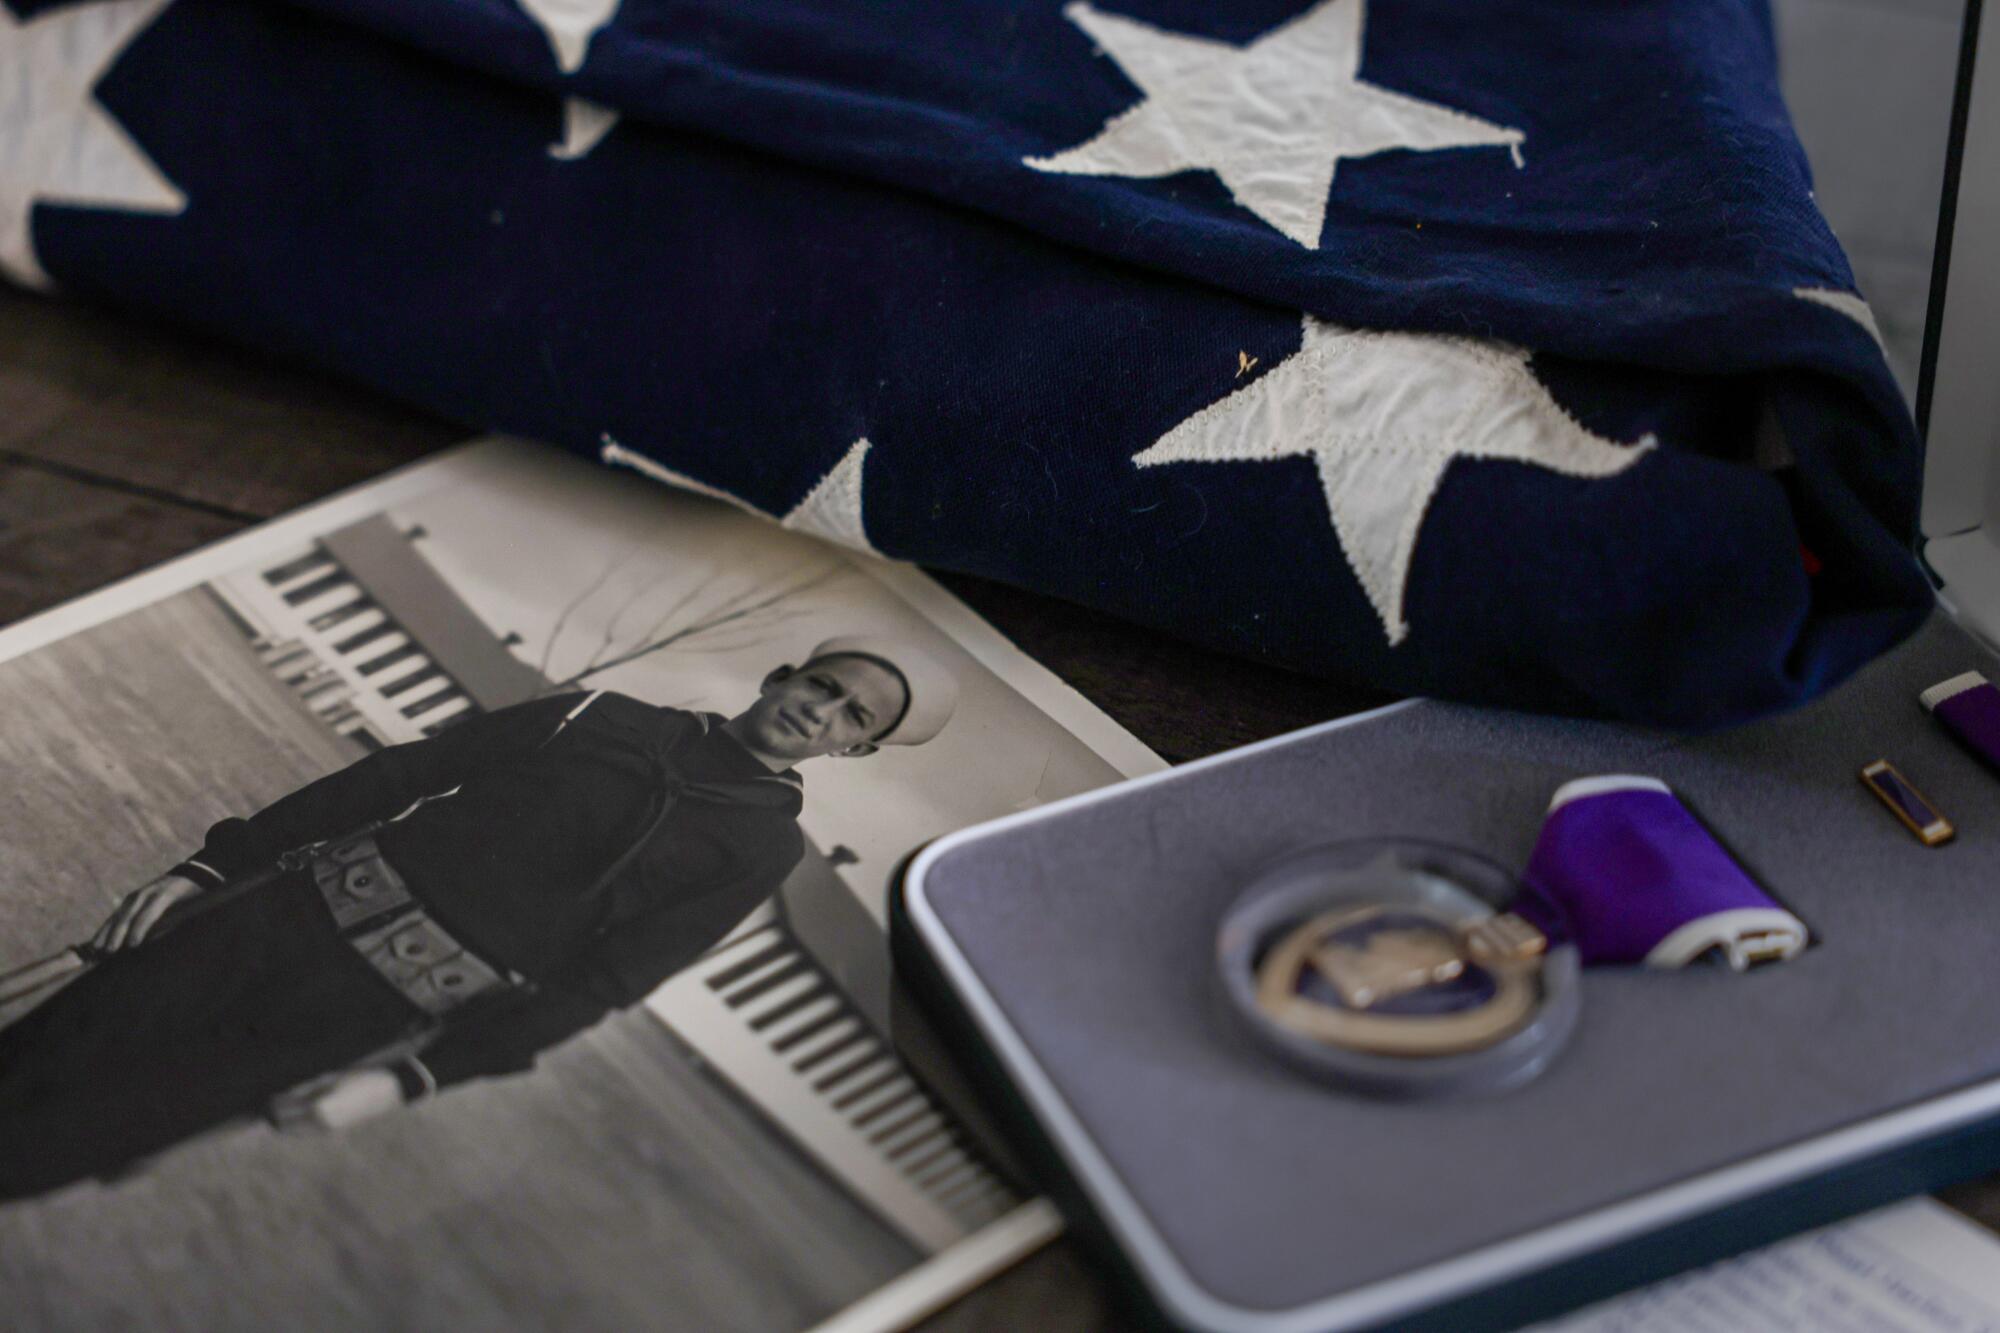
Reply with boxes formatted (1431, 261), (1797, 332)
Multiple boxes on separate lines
(209, 514), (546, 749)
(208, 517), (1018, 1248)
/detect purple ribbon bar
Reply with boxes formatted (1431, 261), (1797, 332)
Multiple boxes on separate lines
(1519, 776), (1806, 970)
(1924, 672), (2000, 774)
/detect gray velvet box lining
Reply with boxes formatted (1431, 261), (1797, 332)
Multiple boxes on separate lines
(919, 615), (1999, 1315)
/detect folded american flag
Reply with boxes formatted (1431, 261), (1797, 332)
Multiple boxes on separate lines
(1, 0), (1934, 726)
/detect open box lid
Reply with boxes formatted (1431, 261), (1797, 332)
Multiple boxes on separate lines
(1920, 0), (2000, 650)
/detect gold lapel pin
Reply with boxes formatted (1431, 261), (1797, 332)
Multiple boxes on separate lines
(1860, 759), (1953, 847)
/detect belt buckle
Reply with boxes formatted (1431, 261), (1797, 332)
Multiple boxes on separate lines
(357, 915), (501, 1017)
(314, 838), (411, 934)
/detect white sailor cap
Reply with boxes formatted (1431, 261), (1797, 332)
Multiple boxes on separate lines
(805, 636), (959, 747)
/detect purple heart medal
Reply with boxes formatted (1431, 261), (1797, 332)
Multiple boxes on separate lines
(1215, 776), (1806, 1097)
(1216, 838), (1581, 1099)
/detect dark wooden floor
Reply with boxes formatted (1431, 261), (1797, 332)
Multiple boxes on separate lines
(5, 282), (1997, 1328)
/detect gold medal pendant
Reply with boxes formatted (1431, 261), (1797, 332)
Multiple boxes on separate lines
(1216, 838), (1580, 1098)
(1254, 904), (1546, 1058)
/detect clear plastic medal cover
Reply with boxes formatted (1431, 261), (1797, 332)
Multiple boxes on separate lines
(1216, 837), (1580, 1099)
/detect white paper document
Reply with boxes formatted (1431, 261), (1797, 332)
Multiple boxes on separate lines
(1536, 1199), (2000, 1332)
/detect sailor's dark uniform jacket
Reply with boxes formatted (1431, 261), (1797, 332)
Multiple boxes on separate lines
(0, 692), (805, 1200)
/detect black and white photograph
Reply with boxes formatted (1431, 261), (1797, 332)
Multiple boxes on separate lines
(0, 439), (1159, 1330)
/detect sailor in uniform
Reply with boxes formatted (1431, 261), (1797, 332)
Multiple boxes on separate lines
(0, 635), (957, 1202)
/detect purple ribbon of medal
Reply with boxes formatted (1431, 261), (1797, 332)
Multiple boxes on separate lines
(1924, 671), (2000, 773)
(1519, 775), (1807, 971)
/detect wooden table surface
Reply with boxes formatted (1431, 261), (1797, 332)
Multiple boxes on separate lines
(4, 283), (1997, 1328)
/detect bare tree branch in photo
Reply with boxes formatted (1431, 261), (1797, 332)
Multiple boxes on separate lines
(535, 550), (631, 680)
(537, 558), (848, 693)
(577, 575), (663, 681)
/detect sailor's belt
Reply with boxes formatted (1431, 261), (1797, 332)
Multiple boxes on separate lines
(310, 832), (514, 1018)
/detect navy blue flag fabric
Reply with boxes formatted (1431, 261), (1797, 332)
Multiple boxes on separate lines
(2, 0), (1936, 726)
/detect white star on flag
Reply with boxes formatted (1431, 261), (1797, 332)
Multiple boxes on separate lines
(1, 0), (185, 290)
(517, 1), (625, 159)
(1795, 286), (1887, 356)
(518, 0), (622, 74)
(1133, 320), (1654, 643)
(602, 436), (879, 555)
(780, 438), (878, 554)
(549, 97), (621, 161)
(1026, 0), (1524, 247)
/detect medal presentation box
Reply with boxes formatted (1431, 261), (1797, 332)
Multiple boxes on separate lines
(893, 615), (2000, 1332)
(891, 5), (2000, 1327)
